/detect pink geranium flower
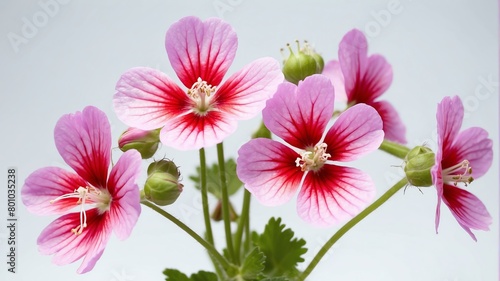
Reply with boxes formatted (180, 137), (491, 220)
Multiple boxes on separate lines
(432, 96), (493, 241)
(113, 16), (283, 150)
(237, 74), (384, 226)
(323, 29), (406, 144)
(22, 106), (142, 273)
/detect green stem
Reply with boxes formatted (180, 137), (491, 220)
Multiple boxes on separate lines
(298, 178), (408, 281)
(199, 148), (214, 245)
(379, 140), (411, 159)
(141, 201), (230, 270)
(217, 142), (236, 263)
(234, 189), (251, 263)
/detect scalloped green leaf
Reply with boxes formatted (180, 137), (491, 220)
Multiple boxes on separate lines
(240, 247), (266, 279)
(190, 271), (218, 281)
(252, 217), (307, 278)
(163, 269), (190, 281)
(189, 158), (242, 199)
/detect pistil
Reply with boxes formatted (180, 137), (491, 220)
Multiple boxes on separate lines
(188, 77), (216, 114)
(295, 143), (331, 172)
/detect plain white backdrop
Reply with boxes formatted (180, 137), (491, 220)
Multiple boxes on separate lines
(0, 0), (498, 280)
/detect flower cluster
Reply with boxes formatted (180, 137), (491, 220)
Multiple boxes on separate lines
(21, 15), (493, 279)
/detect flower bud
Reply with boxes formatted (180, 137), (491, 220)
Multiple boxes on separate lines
(251, 121), (272, 139)
(404, 146), (435, 187)
(282, 40), (324, 84)
(118, 127), (161, 159)
(211, 200), (238, 222)
(143, 160), (183, 206)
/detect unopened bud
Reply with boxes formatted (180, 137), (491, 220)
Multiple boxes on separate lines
(404, 146), (435, 187)
(118, 127), (161, 159)
(143, 160), (183, 206)
(282, 40), (324, 84)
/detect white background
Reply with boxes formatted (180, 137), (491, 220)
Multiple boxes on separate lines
(0, 0), (498, 280)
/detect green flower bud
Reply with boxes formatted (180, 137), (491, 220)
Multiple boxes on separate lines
(143, 160), (183, 206)
(118, 127), (161, 159)
(147, 159), (179, 176)
(404, 146), (435, 187)
(251, 121), (272, 139)
(282, 40), (324, 84)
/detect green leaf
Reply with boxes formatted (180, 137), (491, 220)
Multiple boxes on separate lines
(189, 158), (243, 199)
(163, 269), (218, 281)
(252, 217), (307, 278)
(163, 269), (190, 281)
(190, 271), (218, 281)
(240, 247), (266, 279)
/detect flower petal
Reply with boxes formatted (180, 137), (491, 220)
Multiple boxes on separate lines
(339, 30), (392, 103)
(37, 209), (112, 274)
(107, 150), (142, 240)
(338, 29), (368, 101)
(22, 167), (87, 215)
(114, 67), (189, 130)
(54, 106), (111, 188)
(324, 103), (384, 161)
(166, 16), (237, 87)
(436, 96), (464, 156)
(441, 184), (492, 241)
(446, 127), (493, 179)
(236, 138), (303, 206)
(160, 110), (236, 150)
(296, 165), (376, 226)
(360, 54), (393, 101)
(322, 60), (347, 103)
(263, 74), (334, 149)
(213, 57), (283, 120)
(370, 100), (407, 144)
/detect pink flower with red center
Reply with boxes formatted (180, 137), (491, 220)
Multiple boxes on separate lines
(22, 106), (142, 273)
(236, 74), (384, 226)
(432, 96), (493, 241)
(113, 16), (283, 150)
(323, 29), (406, 144)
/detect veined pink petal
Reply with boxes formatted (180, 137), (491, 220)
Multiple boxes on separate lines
(446, 127), (493, 179)
(54, 106), (110, 188)
(37, 209), (112, 274)
(297, 165), (375, 226)
(22, 167), (87, 215)
(360, 55), (393, 101)
(322, 60), (347, 103)
(442, 184), (492, 241)
(107, 150), (142, 240)
(370, 100), (407, 144)
(160, 110), (236, 150)
(166, 16), (237, 87)
(263, 75), (334, 149)
(436, 96), (464, 156)
(213, 57), (283, 120)
(114, 67), (189, 130)
(236, 138), (303, 206)
(338, 29), (368, 101)
(324, 104), (384, 161)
